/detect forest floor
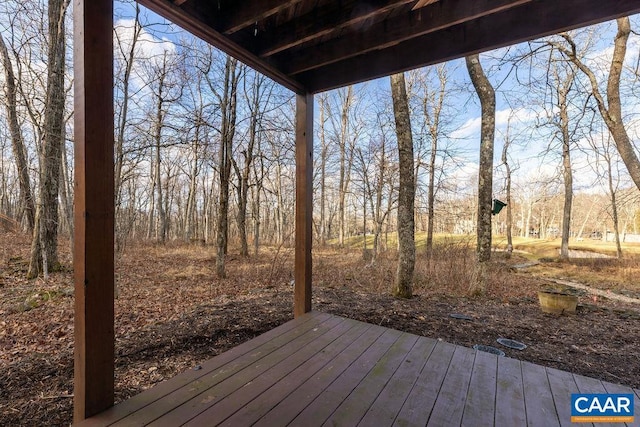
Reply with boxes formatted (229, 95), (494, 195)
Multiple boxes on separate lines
(1, 230), (640, 426)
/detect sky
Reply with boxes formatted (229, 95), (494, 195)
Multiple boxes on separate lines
(3, 1), (639, 201)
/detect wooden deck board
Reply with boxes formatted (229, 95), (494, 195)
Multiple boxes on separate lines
(114, 313), (341, 426)
(546, 367), (578, 427)
(252, 321), (386, 426)
(179, 316), (354, 426)
(494, 355), (526, 427)
(78, 311), (328, 426)
(186, 318), (369, 426)
(322, 332), (420, 426)
(393, 340), (456, 426)
(358, 337), (437, 427)
(78, 312), (639, 427)
(522, 361), (560, 427)
(461, 348), (498, 427)
(290, 328), (402, 425)
(142, 315), (346, 426)
(426, 345), (476, 426)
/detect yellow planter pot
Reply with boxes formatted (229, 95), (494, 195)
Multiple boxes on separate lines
(538, 291), (578, 314)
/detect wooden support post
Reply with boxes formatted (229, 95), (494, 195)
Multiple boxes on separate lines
(73, 0), (115, 422)
(294, 93), (313, 317)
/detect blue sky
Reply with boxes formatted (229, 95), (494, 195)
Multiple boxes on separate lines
(116, 2), (640, 199)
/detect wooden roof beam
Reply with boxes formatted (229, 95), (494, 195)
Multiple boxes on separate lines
(284, 0), (534, 76)
(258, 0), (416, 58)
(297, 0), (640, 92)
(220, 0), (305, 35)
(413, 0), (439, 9)
(136, 0), (306, 94)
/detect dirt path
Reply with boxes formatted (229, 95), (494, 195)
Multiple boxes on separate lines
(548, 278), (640, 305)
(566, 249), (614, 259)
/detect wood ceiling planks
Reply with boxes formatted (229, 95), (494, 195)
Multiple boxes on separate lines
(140, 0), (640, 93)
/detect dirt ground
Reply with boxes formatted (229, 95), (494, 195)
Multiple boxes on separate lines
(1, 230), (639, 426)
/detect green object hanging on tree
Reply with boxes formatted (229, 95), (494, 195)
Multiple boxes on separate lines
(492, 199), (506, 215)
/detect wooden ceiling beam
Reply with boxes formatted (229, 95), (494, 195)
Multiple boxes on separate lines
(283, 0), (534, 76)
(258, 0), (415, 58)
(297, 0), (640, 92)
(136, 0), (306, 94)
(413, 0), (439, 9)
(220, 0), (305, 35)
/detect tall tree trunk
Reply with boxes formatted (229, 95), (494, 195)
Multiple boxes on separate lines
(251, 182), (261, 256)
(501, 129), (513, 256)
(338, 86), (354, 246)
(604, 146), (623, 258)
(319, 94), (328, 245)
(423, 66), (447, 260)
(216, 57), (239, 278)
(60, 122), (74, 253)
(426, 133), (437, 259)
(390, 73), (414, 299)
(115, 4), (141, 248)
(153, 54), (168, 243)
(146, 160), (156, 239)
(466, 54), (495, 266)
(234, 146), (250, 257)
(274, 159), (286, 244)
(0, 32), (35, 232)
(233, 71), (264, 257)
(372, 123), (388, 261)
(525, 202), (533, 238)
(204, 175), (215, 244)
(608, 172), (623, 259)
(558, 73), (574, 259)
(184, 120), (200, 241)
(29, 0), (69, 277)
(251, 142), (265, 255)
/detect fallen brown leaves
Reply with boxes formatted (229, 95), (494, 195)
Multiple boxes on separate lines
(1, 231), (639, 426)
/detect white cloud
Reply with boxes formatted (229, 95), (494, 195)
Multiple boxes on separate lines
(496, 107), (538, 127)
(115, 18), (176, 61)
(450, 116), (481, 140)
(451, 107), (538, 141)
(114, 18), (178, 96)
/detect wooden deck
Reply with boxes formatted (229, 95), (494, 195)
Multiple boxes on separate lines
(78, 311), (639, 426)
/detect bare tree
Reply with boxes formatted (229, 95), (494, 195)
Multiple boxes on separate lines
(498, 116), (518, 256)
(416, 64), (450, 259)
(250, 129), (267, 255)
(586, 129), (624, 258)
(551, 18), (640, 192)
(0, 31), (35, 231)
(232, 71), (272, 257)
(147, 50), (180, 243)
(546, 61), (580, 259)
(368, 110), (396, 261)
(28, 0), (70, 278)
(465, 54), (495, 265)
(390, 72), (414, 299)
(212, 55), (240, 277)
(181, 72), (209, 242)
(114, 4), (144, 249)
(335, 86), (356, 246)
(353, 109), (395, 263)
(317, 92), (330, 245)
(603, 136), (624, 259)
